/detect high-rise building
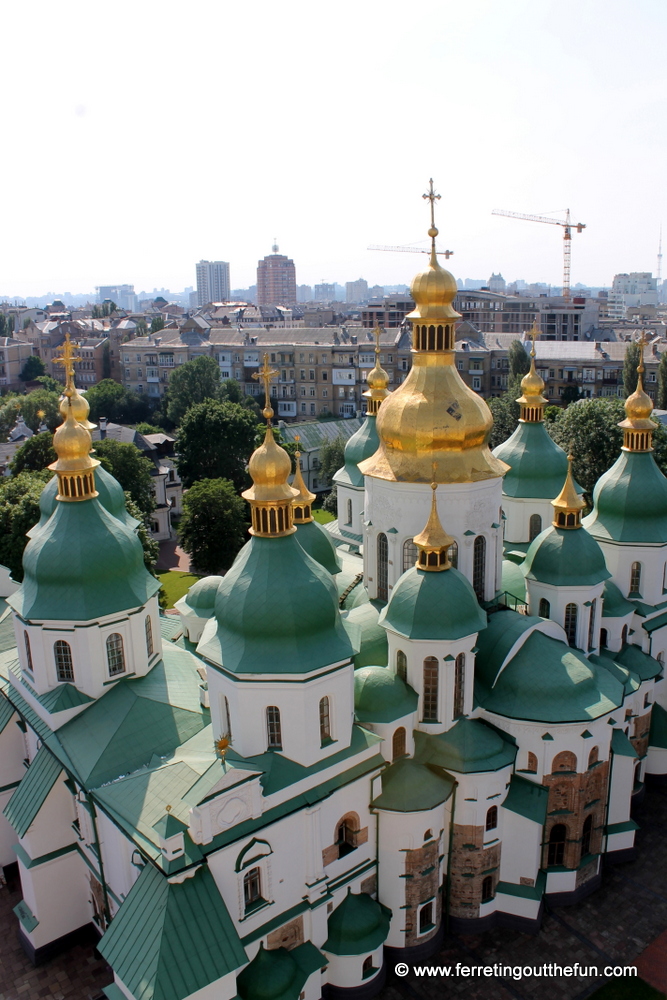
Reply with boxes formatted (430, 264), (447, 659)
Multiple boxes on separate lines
(314, 283), (336, 302)
(96, 285), (136, 311)
(346, 279), (369, 303)
(196, 260), (230, 307)
(257, 244), (297, 306)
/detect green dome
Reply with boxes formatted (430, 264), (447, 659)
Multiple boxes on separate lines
(346, 602), (388, 667)
(183, 575), (222, 615)
(601, 580), (635, 618)
(30, 467), (139, 537)
(583, 450), (667, 543)
(589, 653), (640, 696)
(10, 498), (160, 622)
(380, 566), (486, 640)
(371, 756), (454, 812)
(323, 890), (391, 956)
(354, 665), (417, 722)
(493, 421), (582, 499)
(237, 945), (302, 1000)
(415, 717), (516, 773)
(198, 534), (355, 674)
(522, 526), (610, 587)
(476, 628), (624, 723)
(334, 415), (379, 488)
(295, 519), (340, 575)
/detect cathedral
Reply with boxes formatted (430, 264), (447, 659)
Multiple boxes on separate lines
(0, 190), (666, 1000)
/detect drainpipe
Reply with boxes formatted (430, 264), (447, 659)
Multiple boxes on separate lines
(87, 792), (111, 927)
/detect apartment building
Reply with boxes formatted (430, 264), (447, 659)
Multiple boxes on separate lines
(0, 337), (34, 388)
(532, 340), (662, 402)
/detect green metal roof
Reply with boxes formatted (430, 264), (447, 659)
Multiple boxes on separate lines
(334, 415), (379, 488)
(33, 467), (140, 536)
(199, 534), (355, 675)
(180, 576), (222, 616)
(602, 580), (636, 619)
(160, 615), (183, 641)
(99, 863), (247, 1000)
(605, 643), (662, 682)
(371, 757), (454, 812)
(354, 666), (418, 723)
(643, 609), (667, 633)
(522, 526), (610, 588)
(295, 520), (341, 576)
(282, 417), (363, 453)
(588, 653), (640, 696)
(379, 566), (486, 641)
(611, 727), (638, 758)
(21, 679), (93, 714)
(323, 890), (391, 955)
(475, 611), (543, 689)
(346, 602), (388, 668)
(650, 702), (667, 749)
(10, 498), (160, 622)
(493, 421), (579, 499)
(414, 717), (516, 774)
(4, 747), (62, 837)
(501, 560), (526, 602)
(0, 609), (17, 653)
(476, 629), (625, 723)
(584, 449), (667, 543)
(237, 942), (327, 1000)
(502, 773), (548, 824)
(0, 694), (15, 735)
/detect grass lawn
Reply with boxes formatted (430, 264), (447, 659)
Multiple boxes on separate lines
(312, 507), (335, 524)
(158, 571), (200, 608)
(588, 977), (663, 1000)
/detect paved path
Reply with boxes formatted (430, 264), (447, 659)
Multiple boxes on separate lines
(0, 784), (665, 999)
(155, 539), (190, 573)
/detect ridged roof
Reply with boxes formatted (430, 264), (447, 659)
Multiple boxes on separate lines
(379, 565), (486, 640)
(494, 421), (577, 499)
(522, 525), (610, 587)
(354, 665), (418, 723)
(584, 450), (667, 543)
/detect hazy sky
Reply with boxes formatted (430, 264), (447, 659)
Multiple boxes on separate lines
(3, 0), (667, 297)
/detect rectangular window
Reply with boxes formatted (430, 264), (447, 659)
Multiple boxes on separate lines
(309, 370), (315, 380)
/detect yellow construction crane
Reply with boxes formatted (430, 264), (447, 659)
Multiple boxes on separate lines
(491, 208), (586, 302)
(367, 244), (454, 259)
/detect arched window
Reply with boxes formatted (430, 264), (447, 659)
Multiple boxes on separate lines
(145, 615), (154, 657)
(529, 514), (542, 541)
(547, 825), (567, 866)
(447, 540), (458, 568)
(481, 876), (494, 902)
(581, 815), (592, 860)
(453, 652), (465, 718)
(266, 706), (282, 750)
(396, 650), (407, 682)
(600, 628), (608, 649)
(473, 536), (486, 601)
(392, 727), (406, 761)
(587, 599), (597, 650)
(485, 806), (498, 831)
(54, 640), (74, 682)
(564, 603), (578, 647)
(539, 598), (550, 619)
(337, 816), (358, 858)
(346, 499), (352, 526)
(419, 901), (434, 933)
(377, 533), (388, 601)
(106, 633), (126, 676)
(621, 624), (628, 646)
(403, 538), (418, 572)
(424, 829), (433, 841)
(24, 632), (33, 674)
(243, 867), (262, 910)
(362, 956), (373, 978)
(527, 752), (538, 773)
(630, 561), (642, 595)
(588, 746), (599, 769)
(319, 696), (331, 744)
(552, 750), (577, 773)
(422, 657), (439, 722)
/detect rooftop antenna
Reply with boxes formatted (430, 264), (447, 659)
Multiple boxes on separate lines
(272, 238), (279, 254)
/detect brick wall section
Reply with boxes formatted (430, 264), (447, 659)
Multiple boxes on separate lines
(404, 841), (441, 946)
(267, 915), (304, 950)
(632, 711), (652, 760)
(360, 874), (377, 897)
(448, 825), (500, 920)
(542, 760), (609, 870)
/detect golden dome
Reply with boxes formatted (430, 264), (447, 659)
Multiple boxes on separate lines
(618, 343), (656, 452)
(49, 394), (99, 501)
(61, 385), (96, 430)
(551, 455), (585, 528)
(624, 375), (653, 422)
(412, 484), (455, 571)
(363, 327), (390, 415)
(291, 438), (315, 524)
(408, 247), (459, 322)
(367, 358), (389, 392)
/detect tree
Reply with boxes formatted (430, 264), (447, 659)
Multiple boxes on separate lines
(486, 374), (523, 450)
(175, 399), (258, 490)
(94, 439), (155, 516)
(319, 437), (346, 485)
(179, 479), (247, 574)
(35, 374), (64, 393)
(0, 471), (52, 581)
(508, 340), (531, 379)
(658, 352), (667, 410)
(322, 484), (338, 514)
(561, 385), (581, 405)
(623, 341), (642, 397)
(547, 398), (626, 497)
(123, 493), (160, 573)
(10, 432), (56, 474)
(85, 379), (148, 424)
(135, 422), (163, 435)
(165, 356), (222, 425)
(544, 405), (563, 424)
(135, 318), (148, 336)
(150, 315), (165, 334)
(17, 389), (62, 432)
(20, 356), (46, 381)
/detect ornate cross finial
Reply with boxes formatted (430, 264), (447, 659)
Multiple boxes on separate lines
(529, 318), (540, 357)
(373, 325), (382, 358)
(53, 332), (81, 389)
(252, 352), (280, 421)
(422, 178), (441, 231)
(294, 433), (301, 458)
(637, 329), (648, 374)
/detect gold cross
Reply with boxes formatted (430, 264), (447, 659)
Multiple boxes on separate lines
(373, 325), (382, 359)
(529, 318), (540, 357)
(637, 329), (647, 374)
(252, 353), (279, 419)
(53, 332), (81, 386)
(294, 433), (301, 459)
(422, 178), (441, 230)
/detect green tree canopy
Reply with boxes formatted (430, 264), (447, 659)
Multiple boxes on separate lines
(175, 399), (258, 490)
(508, 340), (531, 378)
(547, 397), (626, 497)
(150, 315), (165, 334)
(0, 471), (52, 581)
(658, 352), (667, 410)
(319, 436), (346, 484)
(487, 374), (523, 450)
(135, 318), (148, 336)
(561, 384), (581, 405)
(623, 341), (642, 397)
(10, 432), (56, 475)
(14, 389), (63, 433)
(35, 374), (64, 393)
(135, 422), (163, 435)
(165, 356), (222, 425)
(178, 478), (247, 574)
(85, 379), (148, 424)
(123, 493), (160, 574)
(20, 356), (46, 381)
(94, 439), (155, 516)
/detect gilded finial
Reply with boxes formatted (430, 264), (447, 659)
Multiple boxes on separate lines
(423, 178), (441, 261)
(53, 332), (96, 430)
(53, 332), (81, 387)
(215, 736), (230, 761)
(291, 434), (316, 523)
(551, 454), (584, 528)
(517, 321), (547, 421)
(49, 397), (100, 502)
(619, 330), (655, 451)
(364, 327), (390, 414)
(412, 483), (455, 570)
(252, 353), (280, 423)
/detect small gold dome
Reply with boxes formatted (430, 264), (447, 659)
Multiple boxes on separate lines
(367, 358), (389, 391)
(51, 397), (97, 473)
(245, 428), (296, 503)
(61, 386), (96, 430)
(408, 246), (459, 322)
(624, 379), (653, 421)
(412, 484), (455, 570)
(520, 360), (546, 398)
